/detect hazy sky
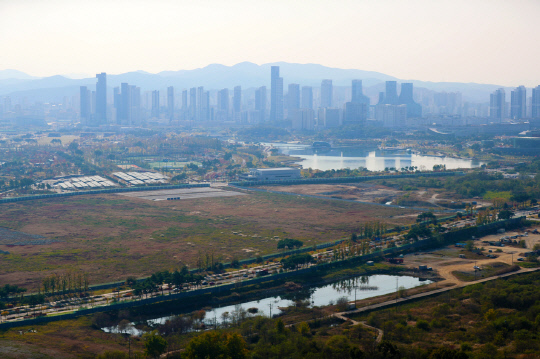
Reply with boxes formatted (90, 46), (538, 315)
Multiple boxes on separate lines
(1, 0), (539, 86)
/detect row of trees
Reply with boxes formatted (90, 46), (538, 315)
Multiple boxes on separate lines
(128, 267), (205, 298)
(41, 270), (90, 296)
(352, 221), (389, 241)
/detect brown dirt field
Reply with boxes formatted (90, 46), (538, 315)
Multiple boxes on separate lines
(259, 183), (404, 203)
(0, 190), (414, 290)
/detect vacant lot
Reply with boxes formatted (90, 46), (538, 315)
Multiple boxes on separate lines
(0, 189), (414, 289)
(259, 182), (403, 204)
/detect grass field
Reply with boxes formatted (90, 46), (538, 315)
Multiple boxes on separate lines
(36, 135), (79, 146)
(0, 189), (415, 289)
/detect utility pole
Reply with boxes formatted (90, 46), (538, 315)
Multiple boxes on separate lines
(268, 303), (273, 318)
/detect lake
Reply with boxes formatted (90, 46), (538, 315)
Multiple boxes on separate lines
(264, 143), (483, 172)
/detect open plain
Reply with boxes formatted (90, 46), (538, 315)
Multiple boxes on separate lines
(0, 189), (416, 290)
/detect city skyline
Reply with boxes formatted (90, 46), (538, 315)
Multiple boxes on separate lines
(1, 0), (540, 87)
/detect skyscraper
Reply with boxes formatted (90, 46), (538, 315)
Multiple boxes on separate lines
(287, 84), (300, 110)
(80, 86), (91, 123)
(189, 88), (196, 121)
(167, 86), (174, 121)
(510, 85), (527, 119)
(301, 86), (313, 109)
(490, 88), (506, 122)
(351, 80), (369, 105)
(201, 91), (210, 121)
(181, 90), (188, 121)
(532, 86), (540, 119)
(270, 66), (283, 122)
(197, 87), (206, 121)
(344, 80), (369, 126)
(181, 90), (188, 110)
(151, 90), (160, 118)
(255, 86), (266, 123)
(233, 85), (242, 113)
(95, 72), (107, 125)
(217, 88), (229, 122)
(320, 79), (333, 108)
(398, 83), (422, 118)
(383, 81), (399, 105)
(130, 86), (141, 126)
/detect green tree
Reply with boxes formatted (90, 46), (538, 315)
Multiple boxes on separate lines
(143, 331), (167, 359)
(497, 209), (514, 220)
(277, 238), (304, 250)
(184, 331), (248, 359)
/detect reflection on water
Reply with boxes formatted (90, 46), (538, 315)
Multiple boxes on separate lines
(103, 274), (431, 335)
(263, 143), (483, 171)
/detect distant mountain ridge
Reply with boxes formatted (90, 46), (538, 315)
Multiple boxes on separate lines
(0, 62), (515, 103)
(0, 69), (40, 80)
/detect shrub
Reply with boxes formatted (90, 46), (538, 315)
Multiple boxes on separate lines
(416, 319), (430, 331)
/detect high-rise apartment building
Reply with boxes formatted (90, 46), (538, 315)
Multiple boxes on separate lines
(351, 80), (369, 105)
(318, 108), (340, 128)
(376, 104), (407, 127)
(490, 88), (506, 122)
(287, 84), (300, 110)
(343, 102), (367, 126)
(383, 81), (399, 105)
(151, 90), (160, 118)
(532, 86), (540, 119)
(510, 86), (527, 120)
(233, 86), (242, 113)
(217, 88), (229, 122)
(344, 80), (370, 126)
(255, 86), (266, 123)
(197, 87), (204, 121)
(270, 66), (283, 121)
(131, 86), (141, 126)
(189, 88), (197, 121)
(167, 86), (174, 121)
(200, 91), (210, 121)
(301, 86), (313, 109)
(292, 109), (315, 130)
(95, 72), (107, 125)
(80, 86), (91, 123)
(180, 90), (188, 121)
(119, 83), (132, 125)
(320, 79), (333, 108)
(399, 83), (422, 118)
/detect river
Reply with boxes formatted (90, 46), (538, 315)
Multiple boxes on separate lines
(263, 143), (483, 172)
(103, 274), (431, 335)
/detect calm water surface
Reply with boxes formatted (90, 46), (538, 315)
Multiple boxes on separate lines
(104, 274), (431, 335)
(264, 143), (483, 172)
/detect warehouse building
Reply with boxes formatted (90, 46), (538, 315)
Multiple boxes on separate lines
(243, 167), (301, 181)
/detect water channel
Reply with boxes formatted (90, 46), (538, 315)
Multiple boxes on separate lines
(263, 143), (483, 172)
(104, 274), (431, 335)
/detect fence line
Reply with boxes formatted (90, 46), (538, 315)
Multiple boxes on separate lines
(0, 183), (210, 204)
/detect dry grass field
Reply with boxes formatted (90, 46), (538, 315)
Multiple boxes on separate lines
(0, 189), (415, 289)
